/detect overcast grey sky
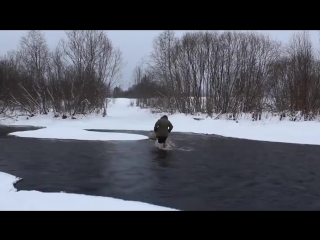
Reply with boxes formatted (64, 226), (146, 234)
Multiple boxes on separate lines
(0, 30), (319, 88)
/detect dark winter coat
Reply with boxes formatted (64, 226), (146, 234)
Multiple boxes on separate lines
(154, 116), (173, 137)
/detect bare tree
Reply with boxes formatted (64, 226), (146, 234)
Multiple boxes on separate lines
(17, 30), (50, 114)
(269, 31), (320, 120)
(131, 30), (283, 120)
(59, 30), (123, 117)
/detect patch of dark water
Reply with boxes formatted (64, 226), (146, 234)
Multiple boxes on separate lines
(1, 127), (320, 210)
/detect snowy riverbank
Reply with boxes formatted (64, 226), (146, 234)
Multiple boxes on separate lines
(2, 98), (320, 146)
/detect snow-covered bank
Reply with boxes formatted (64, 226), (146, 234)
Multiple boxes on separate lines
(8, 127), (148, 141)
(0, 172), (22, 192)
(0, 172), (177, 211)
(2, 98), (320, 145)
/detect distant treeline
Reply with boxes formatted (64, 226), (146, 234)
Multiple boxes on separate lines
(116, 30), (320, 121)
(0, 30), (123, 117)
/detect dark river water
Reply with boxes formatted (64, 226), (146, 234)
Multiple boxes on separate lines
(1, 125), (320, 211)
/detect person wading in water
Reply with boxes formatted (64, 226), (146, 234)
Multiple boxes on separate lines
(154, 115), (173, 149)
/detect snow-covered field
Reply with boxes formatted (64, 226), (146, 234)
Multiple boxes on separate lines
(0, 172), (177, 211)
(2, 98), (320, 146)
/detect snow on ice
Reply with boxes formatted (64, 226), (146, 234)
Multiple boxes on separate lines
(9, 127), (148, 141)
(0, 172), (177, 211)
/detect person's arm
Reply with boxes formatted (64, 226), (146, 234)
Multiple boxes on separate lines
(154, 120), (159, 132)
(168, 121), (173, 133)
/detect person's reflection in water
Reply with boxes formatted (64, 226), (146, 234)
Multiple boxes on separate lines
(152, 149), (172, 168)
